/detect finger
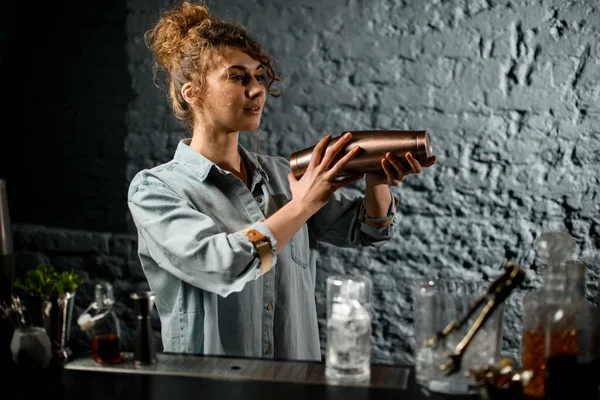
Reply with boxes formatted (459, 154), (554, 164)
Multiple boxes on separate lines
(309, 134), (333, 169)
(322, 132), (353, 168)
(328, 144), (361, 177)
(404, 152), (422, 173)
(287, 172), (298, 184)
(384, 152), (410, 176)
(333, 173), (364, 188)
(421, 155), (437, 168)
(382, 159), (403, 185)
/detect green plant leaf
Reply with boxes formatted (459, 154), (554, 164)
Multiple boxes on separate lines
(13, 263), (82, 297)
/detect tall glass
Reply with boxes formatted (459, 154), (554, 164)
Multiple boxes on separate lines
(412, 279), (505, 395)
(325, 275), (372, 383)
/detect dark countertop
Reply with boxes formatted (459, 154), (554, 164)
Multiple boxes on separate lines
(6, 352), (482, 400)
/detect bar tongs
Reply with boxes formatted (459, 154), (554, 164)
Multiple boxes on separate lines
(423, 261), (526, 376)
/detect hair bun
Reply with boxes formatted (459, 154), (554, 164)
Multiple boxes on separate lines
(145, 1), (211, 69)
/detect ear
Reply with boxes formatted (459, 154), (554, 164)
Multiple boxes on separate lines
(181, 82), (194, 104)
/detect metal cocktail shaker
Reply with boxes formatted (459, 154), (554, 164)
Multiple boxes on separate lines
(289, 130), (433, 179)
(130, 291), (157, 366)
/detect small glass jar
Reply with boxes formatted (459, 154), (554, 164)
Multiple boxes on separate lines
(77, 282), (122, 365)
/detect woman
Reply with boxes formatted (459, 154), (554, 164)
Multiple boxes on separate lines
(127, 1), (436, 361)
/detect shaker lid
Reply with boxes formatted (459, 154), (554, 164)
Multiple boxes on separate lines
(131, 291), (156, 318)
(416, 131), (433, 160)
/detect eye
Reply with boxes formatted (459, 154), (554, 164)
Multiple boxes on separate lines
(255, 73), (266, 84)
(228, 73), (244, 82)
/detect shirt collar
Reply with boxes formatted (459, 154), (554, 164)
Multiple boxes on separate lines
(173, 138), (269, 183)
(239, 144), (270, 183)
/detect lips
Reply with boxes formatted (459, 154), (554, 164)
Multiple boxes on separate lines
(244, 104), (261, 111)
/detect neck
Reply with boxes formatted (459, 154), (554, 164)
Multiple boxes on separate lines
(189, 126), (246, 185)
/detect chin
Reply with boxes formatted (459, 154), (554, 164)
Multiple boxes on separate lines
(242, 121), (261, 131)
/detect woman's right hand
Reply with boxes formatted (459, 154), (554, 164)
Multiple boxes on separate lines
(288, 132), (364, 215)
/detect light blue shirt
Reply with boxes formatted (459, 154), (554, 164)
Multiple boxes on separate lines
(127, 139), (397, 361)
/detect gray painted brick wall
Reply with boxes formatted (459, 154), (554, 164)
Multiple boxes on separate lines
(9, 0), (600, 367)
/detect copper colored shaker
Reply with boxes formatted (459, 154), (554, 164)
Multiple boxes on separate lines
(289, 130), (433, 179)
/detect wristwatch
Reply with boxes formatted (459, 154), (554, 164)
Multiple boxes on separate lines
(242, 228), (273, 276)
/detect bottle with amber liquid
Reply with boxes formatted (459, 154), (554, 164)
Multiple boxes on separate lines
(77, 282), (122, 365)
(521, 231), (578, 398)
(544, 260), (600, 400)
(522, 237), (600, 398)
(521, 266), (574, 398)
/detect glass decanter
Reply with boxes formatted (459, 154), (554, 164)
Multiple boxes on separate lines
(521, 231), (577, 398)
(77, 282), (122, 365)
(543, 260), (600, 399)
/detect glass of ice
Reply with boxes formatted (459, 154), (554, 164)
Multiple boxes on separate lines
(412, 279), (504, 395)
(325, 275), (372, 383)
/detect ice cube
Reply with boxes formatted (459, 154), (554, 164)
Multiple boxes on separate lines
(329, 299), (371, 353)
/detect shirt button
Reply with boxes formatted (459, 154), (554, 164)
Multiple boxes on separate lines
(255, 196), (262, 203)
(266, 304), (273, 311)
(265, 348), (272, 355)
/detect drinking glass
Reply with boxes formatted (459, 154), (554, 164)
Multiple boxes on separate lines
(325, 275), (372, 383)
(412, 279), (504, 395)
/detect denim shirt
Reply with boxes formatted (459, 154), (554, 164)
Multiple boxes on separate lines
(127, 139), (397, 361)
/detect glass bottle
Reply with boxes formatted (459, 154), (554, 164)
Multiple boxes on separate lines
(522, 259), (600, 398)
(521, 231), (577, 398)
(522, 266), (573, 398)
(77, 282), (122, 365)
(544, 260), (600, 399)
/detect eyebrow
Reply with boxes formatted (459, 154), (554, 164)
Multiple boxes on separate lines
(228, 64), (264, 72)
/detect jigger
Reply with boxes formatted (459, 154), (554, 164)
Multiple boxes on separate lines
(130, 291), (157, 366)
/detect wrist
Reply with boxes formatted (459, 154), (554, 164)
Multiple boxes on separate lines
(287, 198), (320, 219)
(364, 183), (392, 219)
(365, 173), (388, 188)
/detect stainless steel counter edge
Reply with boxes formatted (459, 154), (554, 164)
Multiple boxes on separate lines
(65, 352), (410, 390)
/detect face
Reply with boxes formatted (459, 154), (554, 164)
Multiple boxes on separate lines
(195, 48), (267, 134)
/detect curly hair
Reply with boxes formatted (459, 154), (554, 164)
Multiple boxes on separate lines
(144, 1), (282, 125)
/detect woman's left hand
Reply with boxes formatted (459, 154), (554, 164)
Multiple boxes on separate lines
(365, 152), (437, 186)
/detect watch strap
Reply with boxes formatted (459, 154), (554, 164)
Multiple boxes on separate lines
(242, 228), (273, 276)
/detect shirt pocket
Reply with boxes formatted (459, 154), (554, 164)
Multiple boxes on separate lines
(289, 224), (309, 269)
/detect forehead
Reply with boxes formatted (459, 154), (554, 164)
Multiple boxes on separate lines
(216, 47), (262, 70)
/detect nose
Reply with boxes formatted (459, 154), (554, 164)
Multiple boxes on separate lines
(246, 76), (265, 99)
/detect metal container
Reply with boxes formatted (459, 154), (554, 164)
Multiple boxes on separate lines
(131, 291), (157, 366)
(0, 179), (15, 367)
(289, 130), (433, 179)
(0, 179), (14, 305)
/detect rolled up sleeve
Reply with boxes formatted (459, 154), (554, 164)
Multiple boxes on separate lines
(310, 189), (397, 248)
(128, 174), (274, 297)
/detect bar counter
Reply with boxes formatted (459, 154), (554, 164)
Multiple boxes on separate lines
(7, 352), (479, 400)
